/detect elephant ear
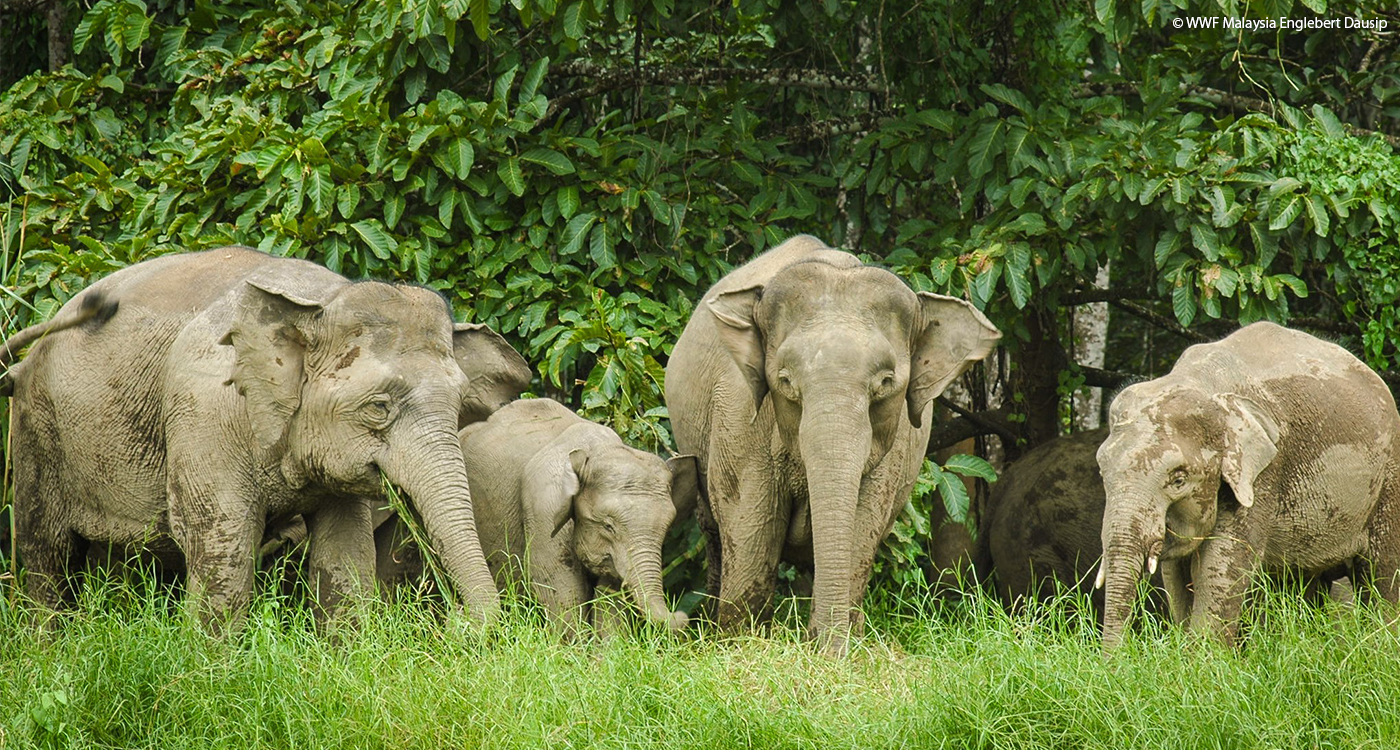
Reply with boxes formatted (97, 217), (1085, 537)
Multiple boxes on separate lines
(219, 279), (326, 450)
(707, 284), (767, 414)
(521, 447), (584, 541)
(666, 455), (701, 519)
(907, 292), (1002, 429)
(1213, 393), (1279, 509)
(453, 322), (532, 426)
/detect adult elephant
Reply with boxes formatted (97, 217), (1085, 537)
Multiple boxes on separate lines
(4, 246), (530, 628)
(665, 235), (1001, 653)
(983, 428), (1110, 611)
(1095, 322), (1400, 649)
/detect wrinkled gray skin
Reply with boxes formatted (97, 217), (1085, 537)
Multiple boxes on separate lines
(5, 247), (530, 629)
(984, 428), (1110, 611)
(427, 398), (701, 635)
(665, 235), (1001, 654)
(0, 290), (118, 396)
(1096, 322), (1400, 650)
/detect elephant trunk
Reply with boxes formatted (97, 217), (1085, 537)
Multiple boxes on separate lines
(799, 392), (872, 656)
(622, 539), (688, 631)
(1099, 537), (1145, 652)
(379, 421), (501, 626)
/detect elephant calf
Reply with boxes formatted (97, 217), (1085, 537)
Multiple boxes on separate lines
(433, 398), (698, 634)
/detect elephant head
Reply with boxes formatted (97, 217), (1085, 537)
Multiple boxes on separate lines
(221, 277), (531, 623)
(1094, 381), (1279, 649)
(532, 446), (699, 630)
(707, 261), (1000, 647)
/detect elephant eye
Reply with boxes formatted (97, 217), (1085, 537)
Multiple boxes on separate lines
(1167, 469), (1189, 490)
(602, 519), (617, 534)
(362, 397), (395, 426)
(775, 369), (799, 400)
(873, 371), (898, 398)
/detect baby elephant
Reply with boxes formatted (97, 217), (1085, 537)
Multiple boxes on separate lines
(458, 398), (699, 634)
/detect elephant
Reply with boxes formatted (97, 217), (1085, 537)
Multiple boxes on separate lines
(1094, 321), (1400, 649)
(3, 246), (531, 629)
(664, 234), (1002, 653)
(983, 428), (1110, 611)
(416, 397), (700, 635)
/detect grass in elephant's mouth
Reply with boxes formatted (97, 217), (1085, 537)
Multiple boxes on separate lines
(1, 574), (1397, 749)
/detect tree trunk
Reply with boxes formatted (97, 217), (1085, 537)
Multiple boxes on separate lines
(1008, 302), (1068, 459)
(1072, 263), (1110, 430)
(46, 0), (67, 71)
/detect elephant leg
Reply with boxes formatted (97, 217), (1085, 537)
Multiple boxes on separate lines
(714, 471), (788, 632)
(533, 572), (592, 641)
(10, 413), (76, 614)
(1188, 529), (1258, 647)
(1160, 555), (1194, 625)
(694, 483), (724, 622)
(14, 521), (78, 615)
(1366, 468), (1400, 605)
(305, 496), (377, 623)
(168, 470), (265, 632)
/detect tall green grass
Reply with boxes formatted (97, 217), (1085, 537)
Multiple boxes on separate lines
(1, 573), (1397, 749)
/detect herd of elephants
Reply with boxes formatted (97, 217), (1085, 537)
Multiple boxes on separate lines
(2, 234), (1398, 656)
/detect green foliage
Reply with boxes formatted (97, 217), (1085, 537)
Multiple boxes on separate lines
(3, 0), (1400, 596)
(875, 455), (998, 589)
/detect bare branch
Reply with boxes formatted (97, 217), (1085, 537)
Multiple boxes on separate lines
(1076, 365), (1140, 390)
(1062, 286), (1149, 306)
(546, 60), (884, 120)
(1108, 299), (1212, 343)
(926, 399), (1020, 453)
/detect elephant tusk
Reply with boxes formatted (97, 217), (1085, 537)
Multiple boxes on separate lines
(1147, 555), (1158, 576)
(1093, 562), (1106, 590)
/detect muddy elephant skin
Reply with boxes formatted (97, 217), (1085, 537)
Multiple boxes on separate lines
(984, 428), (1110, 611)
(1095, 322), (1400, 649)
(4, 247), (529, 628)
(664, 234), (1001, 654)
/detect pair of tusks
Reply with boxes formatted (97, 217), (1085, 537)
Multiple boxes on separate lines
(1092, 555), (1159, 590)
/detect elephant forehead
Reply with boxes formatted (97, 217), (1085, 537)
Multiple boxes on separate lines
(589, 447), (673, 490)
(323, 283), (454, 352)
(760, 264), (917, 328)
(1100, 429), (1189, 475)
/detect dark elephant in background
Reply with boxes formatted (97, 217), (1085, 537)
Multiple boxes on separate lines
(665, 235), (1001, 654)
(982, 428), (1110, 612)
(2, 246), (530, 628)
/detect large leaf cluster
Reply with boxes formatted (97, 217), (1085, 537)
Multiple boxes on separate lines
(3, 0), (1399, 592)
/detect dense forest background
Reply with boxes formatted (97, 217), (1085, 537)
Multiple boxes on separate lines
(2, 0), (1398, 597)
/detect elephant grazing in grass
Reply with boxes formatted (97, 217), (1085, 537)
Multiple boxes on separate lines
(1095, 322), (1400, 649)
(665, 235), (1001, 654)
(440, 397), (698, 635)
(3, 247), (530, 629)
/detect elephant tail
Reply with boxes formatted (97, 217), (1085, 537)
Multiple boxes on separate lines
(1, 290), (119, 395)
